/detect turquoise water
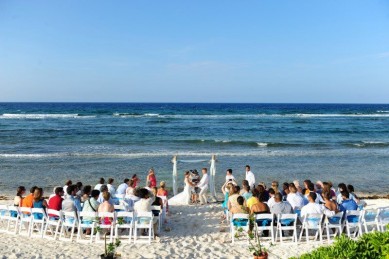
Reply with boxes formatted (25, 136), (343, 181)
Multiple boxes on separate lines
(0, 103), (388, 196)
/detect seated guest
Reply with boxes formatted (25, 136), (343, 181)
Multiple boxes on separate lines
(228, 185), (240, 211)
(76, 182), (83, 197)
(305, 182), (324, 204)
(302, 179), (312, 195)
(151, 187), (163, 217)
(49, 186), (61, 199)
(128, 187), (141, 203)
(63, 180), (72, 196)
(270, 193), (293, 215)
(322, 182), (337, 201)
(316, 181), (323, 195)
(293, 180), (303, 194)
(336, 183), (357, 204)
(98, 185), (117, 205)
(98, 192), (115, 213)
(107, 178), (116, 195)
(13, 186), (26, 207)
(81, 185), (92, 203)
(246, 188), (260, 211)
(250, 193), (270, 215)
(125, 180), (135, 196)
(287, 185), (305, 210)
(134, 188), (158, 237)
(339, 191), (358, 212)
(33, 188), (48, 219)
(267, 188), (276, 209)
(82, 190), (100, 235)
(48, 187), (64, 213)
(62, 185), (82, 214)
(281, 182), (289, 197)
(21, 186), (38, 208)
(271, 181), (281, 193)
(116, 178), (130, 196)
(322, 191), (339, 213)
(257, 183), (269, 202)
(347, 185), (360, 202)
(240, 180), (252, 201)
(301, 192), (322, 217)
(230, 196), (249, 214)
(94, 178), (105, 191)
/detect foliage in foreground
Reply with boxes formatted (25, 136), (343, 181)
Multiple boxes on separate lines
(290, 231), (389, 259)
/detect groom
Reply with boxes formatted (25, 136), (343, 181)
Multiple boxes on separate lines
(197, 168), (209, 205)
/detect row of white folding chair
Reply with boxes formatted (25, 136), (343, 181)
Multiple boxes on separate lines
(377, 207), (389, 232)
(230, 213), (250, 244)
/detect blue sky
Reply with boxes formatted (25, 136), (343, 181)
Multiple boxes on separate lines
(0, 1), (389, 103)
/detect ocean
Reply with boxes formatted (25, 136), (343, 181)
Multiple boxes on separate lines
(1, 103), (389, 196)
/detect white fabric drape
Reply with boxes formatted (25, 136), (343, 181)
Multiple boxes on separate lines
(172, 156), (178, 196)
(209, 155), (217, 201)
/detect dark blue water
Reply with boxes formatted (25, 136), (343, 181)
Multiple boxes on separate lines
(1, 103), (388, 196)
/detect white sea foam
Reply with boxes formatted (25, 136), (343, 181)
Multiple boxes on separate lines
(257, 142), (268, 147)
(0, 113), (94, 119)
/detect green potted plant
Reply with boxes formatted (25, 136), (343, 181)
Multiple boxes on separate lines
(248, 230), (268, 259)
(100, 232), (121, 259)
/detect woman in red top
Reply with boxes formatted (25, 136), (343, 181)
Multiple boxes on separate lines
(147, 168), (157, 188)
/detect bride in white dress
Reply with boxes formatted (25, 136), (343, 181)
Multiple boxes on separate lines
(169, 171), (195, 205)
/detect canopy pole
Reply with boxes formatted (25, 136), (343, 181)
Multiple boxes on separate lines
(172, 155), (178, 196)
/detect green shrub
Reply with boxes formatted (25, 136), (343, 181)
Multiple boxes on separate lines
(290, 231), (389, 259)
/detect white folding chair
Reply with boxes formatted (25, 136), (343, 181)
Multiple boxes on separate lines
(254, 213), (275, 243)
(77, 211), (97, 243)
(134, 211), (154, 244)
(30, 208), (47, 238)
(324, 211), (344, 243)
(114, 205), (125, 211)
(115, 211), (135, 243)
(60, 211), (78, 241)
(96, 212), (116, 243)
(378, 207), (389, 232)
(275, 213), (298, 243)
(6, 206), (20, 233)
(151, 205), (162, 233)
(18, 207), (33, 237)
(0, 205), (8, 231)
(362, 209), (380, 233)
(345, 210), (363, 238)
(44, 209), (62, 240)
(230, 213), (250, 244)
(299, 213), (323, 243)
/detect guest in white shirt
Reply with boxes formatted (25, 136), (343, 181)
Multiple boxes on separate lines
(245, 165), (255, 190)
(287, 185), (305, 210)
(305, 182), (324, 204)
(116, 178), (130, 196)
(301, 192), (324, 218)
(134, 188), (158, 237)
(197, 168), (209, 205)
(94, 178), (105, 190)
(107, 178), (116, 195)
(267, 188), (276, 209)
(63, 180), (72, 197)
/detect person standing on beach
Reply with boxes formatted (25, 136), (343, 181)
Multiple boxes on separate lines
(146, 169), (157, 188)
(245, 165), (255, 190)
(197, 168), (209, 205)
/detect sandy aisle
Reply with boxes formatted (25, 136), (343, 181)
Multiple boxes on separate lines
(0, 199), (388, 258)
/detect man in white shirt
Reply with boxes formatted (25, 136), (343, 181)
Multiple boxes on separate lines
(267, 188), (276, 208)
(245, 165), (255, 190)
(300, 193), (324, 218)
(116, 178), (130, 196)
(107, 178), (116, 196)
(197, 168), (209, 205)
(134, 188), (158, 237)
(304, 182), (324, 204)
(94, 178), (105, 190)
(287, 185), (305, 210)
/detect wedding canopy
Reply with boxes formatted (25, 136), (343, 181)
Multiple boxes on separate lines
(171, 155), (217, 201)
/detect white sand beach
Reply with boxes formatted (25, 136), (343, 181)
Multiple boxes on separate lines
(0, 199), (388, 259)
